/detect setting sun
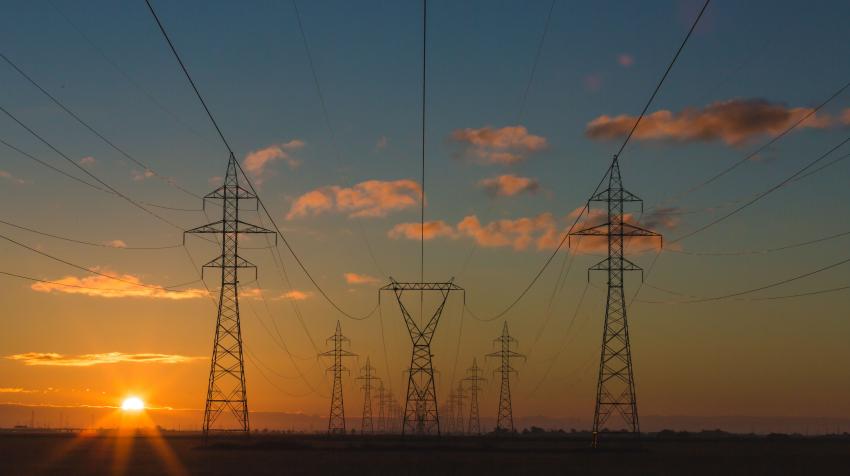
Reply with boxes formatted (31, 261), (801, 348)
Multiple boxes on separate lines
(121, 396), (145, 412)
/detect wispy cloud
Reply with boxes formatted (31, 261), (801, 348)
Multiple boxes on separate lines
(478, 174), (540, 197)
(0, 387), (36, 393)
(6, 352), (204, 367)
(30, 270), (208, 300)
(0, 170), (27, 185)
(243, 140), (304, 183)
(277, 290), (311, 301)
(131, 169), (154, 181)
(344, 273), (380, 285)
(287, 179), (421, 219)
(618, 54), (634, 67)
(79, 156), (96, 166)
(450, 125), (547, 165)
(586, 99), (833, 145)
(387, 220), (456, 241)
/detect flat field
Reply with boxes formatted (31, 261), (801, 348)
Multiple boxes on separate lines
(0, 432), (847, 475)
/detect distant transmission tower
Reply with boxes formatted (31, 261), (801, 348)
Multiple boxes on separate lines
(487, 322), (525, 433)
(463, 358), (485, 435)
(570, 155), (661, 447)
(318, 321), (357, 434)
(453, 380), (465, 435)
(186, 154), (275, 435)
(375, 381), (386, 433)
(357, 357), (380, 435)
(380, 280), (464, 435)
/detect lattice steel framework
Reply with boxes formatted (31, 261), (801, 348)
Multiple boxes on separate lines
(357, 357), (380, 435)
(186, 154), (275, 435)
(452, 380), (466, 435)
(318, 321), (357, 434)
(463, 358), (485, 435)
(380, 279), (464, 435)
(487, 322), (525, 432)
(570, 155), (661, 447)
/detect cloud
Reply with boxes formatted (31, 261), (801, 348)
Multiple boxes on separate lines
(584, 73), (603, 92)
(0, 170), (27, 185)
(277, 290), (311, 301)
(104, 240), (127, 248)
(6, 352), (204, 367)
(586, 99), (833, 145)
(287, 179), (421, 219)
(344, 273), (380, 285)
(450, 125), (547, 165)
(388, 208), (681, 253)
(842, 108), (850, 125)
(243, 140), (305, 183)
(131, 169), (154, 181)
(387, 220), (456, 241)
(376, 136), (388, 150)
(618, 54), (634, 67)
(79, 156), (96, 166)
(478, 174), (540, 197)
(30, 271), (208, 300)
(0, 387), (35, 393)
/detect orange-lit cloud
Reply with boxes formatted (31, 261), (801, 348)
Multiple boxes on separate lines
(841, 108), (850, 125)
(387, 220), (456, 241)
(6, 352), (204, 367)
(287, 179), (421, 219)
(478, 174), (540, 197)
(277, 290), (311, 301)
(243, 140), (304, 182)
(30, 271), (208, 300)
(104, 240), (127, 248)
(618, 54), (634, 67)
(344, 273), (380, 285)
(0, 387), (36, 393)
(131, 169), (154, 181)
(0, 170), (27, 184)
(450, 125), (547, 165)
(586, 99), (832, 145)
(79, 156), (96, 166)
(567, 206), (676, 253)
(457, 213), (558, 251)
(584, 73), (603, 92)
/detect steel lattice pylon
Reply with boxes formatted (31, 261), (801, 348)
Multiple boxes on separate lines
(357, 357), (380, 435)
(463, 358), (485, 435)
(453, 380), (466, 435)
(319, 321), (357, 434)
(487, 322), (525, 433)
(380, 279), (464, 435)
(186, 154), (276, 435)
(570, 155), (661, 447)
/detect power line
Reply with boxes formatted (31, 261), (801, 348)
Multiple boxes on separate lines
(0, 218), (182, 250)
(0, 269), (199, 293)
(143, 0), (233, 156)
(145, 0), (378, 322)
(0, 103), (186, 231)
(668, 229), (850, 257)
(670, 133), (850, 243)
(420, 0), (427, 282)
(638, 256), (850, 304)
(651, 78), (850, 210)
(466, 0), (710, 322)
(0, 231), (200, 291)
(0, 52), (201, 200)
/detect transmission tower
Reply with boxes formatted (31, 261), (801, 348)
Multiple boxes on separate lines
(453, 380), (466, 435)
(318, 321), (357, 434)
(357, 357), (380, 435)
(375, 381), (386, 433)
(463, 358), (485, 435)
(186, 154), (276, 435)
(380, 280), (464, 435)
(487, 322), (525, 433)
(570, 155), (661, 447)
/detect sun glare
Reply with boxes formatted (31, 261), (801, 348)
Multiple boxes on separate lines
(121, 396), (145, 412)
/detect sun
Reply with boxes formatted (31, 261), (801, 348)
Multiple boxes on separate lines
(121, 396), (145, 412)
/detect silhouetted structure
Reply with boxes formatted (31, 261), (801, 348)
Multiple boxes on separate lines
(453, 380), (466, 435)
(487, 322), (525, 432)
(570, 155), (661, 447)
(357, 357), (380, 435)
(380, 280), (463, 435)
(186, 154), (275, 435)
(463, 358), (486, 435)
(318, 321), (357, 434)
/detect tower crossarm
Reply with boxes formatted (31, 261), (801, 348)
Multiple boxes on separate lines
(588, 187), (643, 204)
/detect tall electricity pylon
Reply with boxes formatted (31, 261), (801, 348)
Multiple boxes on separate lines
(487, 322), (525, 433)
(570, 155), (661, 447)
(357, 357), (380, 435)
(463, 358), (485, 435)
(318, 321), (357, 434)
(186, 154), (275, 435)
(376, 381), (386, 433)
(380, 280), (464, 435)
(453, 380), (466, 435)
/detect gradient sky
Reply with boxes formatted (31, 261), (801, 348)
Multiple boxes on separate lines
(1, 0), (849, 430)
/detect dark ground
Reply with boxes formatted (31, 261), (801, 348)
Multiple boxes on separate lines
(1, 431), (848, 475)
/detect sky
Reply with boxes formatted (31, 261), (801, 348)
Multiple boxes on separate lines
(1, 0), (849, 432)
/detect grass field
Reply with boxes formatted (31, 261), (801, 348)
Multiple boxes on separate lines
(1, 431), (848, 475)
